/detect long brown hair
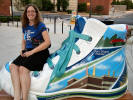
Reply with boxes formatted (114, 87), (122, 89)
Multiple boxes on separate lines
(21, 4), (42, 28)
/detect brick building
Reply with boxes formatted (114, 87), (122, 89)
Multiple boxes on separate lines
(78, 0), (113, 15)
(0, 0), (113, 16)
(0, 0), (11, 16)
(51, 0), (78, 11)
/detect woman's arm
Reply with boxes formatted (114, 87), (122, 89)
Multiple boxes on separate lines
(21, 34), (26, 50)
(21, 34), (26, 56)
(24, 31), (51, 57)
(32, 30), (51, 53)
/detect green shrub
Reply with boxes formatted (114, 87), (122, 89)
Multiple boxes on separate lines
(67, 10), (72, 14)
(112, 0), (133, 9)
(0, 16), (21, 23)
(78, 3), (87, 12)
(95, 5), (104, 14)
(13, 16), (21, 21)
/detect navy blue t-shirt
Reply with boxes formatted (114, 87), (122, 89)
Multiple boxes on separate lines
(23, 22), (47, 49)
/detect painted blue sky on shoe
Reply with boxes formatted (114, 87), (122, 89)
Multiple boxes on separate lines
(45, 47), (125, 93)
(103, 27), (126, 40)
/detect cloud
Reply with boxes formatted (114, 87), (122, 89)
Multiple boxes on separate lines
(46, 84), (64, 92)
(96, 64), (107, 70)
(113, 55), (123, 62)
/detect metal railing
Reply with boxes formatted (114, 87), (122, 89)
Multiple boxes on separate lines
(0, 16), (73, 34)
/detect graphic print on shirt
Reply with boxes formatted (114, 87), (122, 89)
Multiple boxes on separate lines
(24, 30), (34, 41)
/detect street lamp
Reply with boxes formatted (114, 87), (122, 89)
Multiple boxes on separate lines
(87, 0), (92, 18)
(10, 0), (14, 22)
(77, 0), (78, 15)
(89, 0), (92, 18)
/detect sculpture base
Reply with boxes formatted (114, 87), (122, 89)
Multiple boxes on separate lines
(0, 90), (13, 100)
(63, 91), (133, 100)
(0, 90), (133, 100)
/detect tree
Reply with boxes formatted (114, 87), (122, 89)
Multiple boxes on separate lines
(110, 34), (117, 40)
(104, 37), (110, 47)
(78, 3), (87, 12)
(42, 0), (54, 11)
(95, 5), (104, 14)
(20, 0), (30, 6)
(96, 37), (105, 47)
(57, 0), (61, 11)
(111, 0), (121, 5)
(57, 0), (69, 11)
(112, 0), (133, 9)
(61, 0), (69, 11)
(121, 0), (133, 9)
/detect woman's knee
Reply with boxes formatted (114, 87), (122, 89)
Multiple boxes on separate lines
(9, 63), (18, 71)
(19, 66), (30, 75)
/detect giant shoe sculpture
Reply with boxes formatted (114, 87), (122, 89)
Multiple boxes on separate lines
(0, 16), (128, 100)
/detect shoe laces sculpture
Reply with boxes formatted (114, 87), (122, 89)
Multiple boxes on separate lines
(0, 16), (128, 100)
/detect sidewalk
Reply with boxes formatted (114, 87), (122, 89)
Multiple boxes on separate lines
(93, 10), (133, 19)
(41, 10), (133, 19)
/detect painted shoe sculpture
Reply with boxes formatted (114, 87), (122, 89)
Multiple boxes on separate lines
(0, 16), (128, 100)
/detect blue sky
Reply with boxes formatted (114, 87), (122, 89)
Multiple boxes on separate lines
(103, 27), (126, 40)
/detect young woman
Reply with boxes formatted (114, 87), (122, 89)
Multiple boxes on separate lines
(9, 4), (51, 100)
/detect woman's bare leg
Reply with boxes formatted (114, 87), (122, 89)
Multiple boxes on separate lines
(10, 64), (21, 100)
(19, 66), (30, 100)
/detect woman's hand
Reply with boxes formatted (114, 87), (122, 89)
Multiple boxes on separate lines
(20, 50), (25, 57)
(23, 51), (34, 57)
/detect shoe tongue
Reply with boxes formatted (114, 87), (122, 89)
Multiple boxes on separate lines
(74, 16), (86, 34)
